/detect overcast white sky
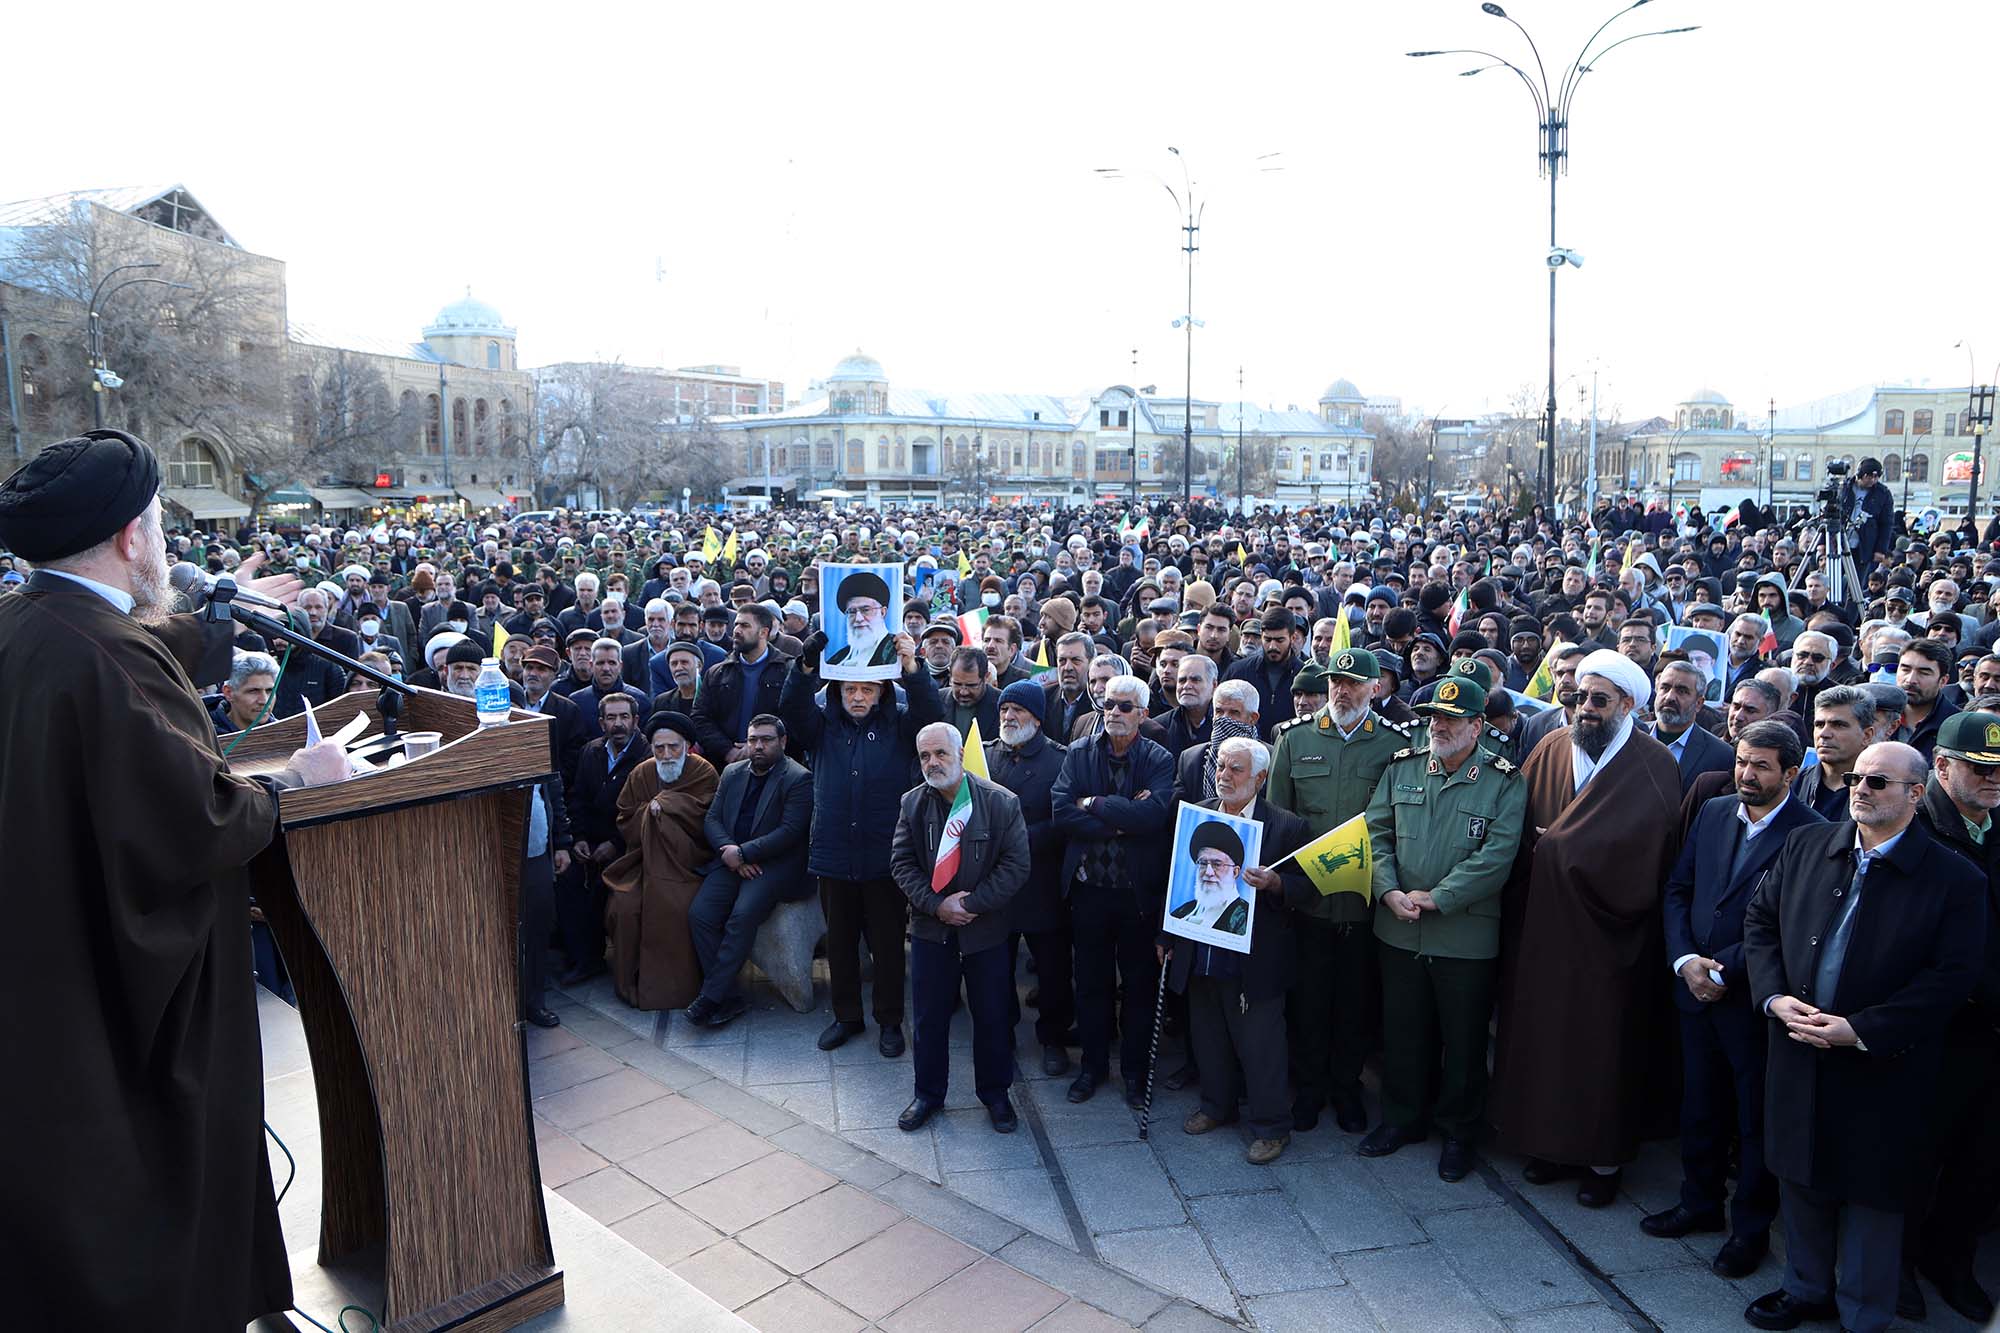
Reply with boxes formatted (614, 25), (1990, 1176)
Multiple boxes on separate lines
(9, 1), (1998, 425)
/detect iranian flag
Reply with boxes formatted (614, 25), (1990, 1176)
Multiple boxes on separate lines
(931, 777), (973, 894)
(957, 606), (990, 643)
(1446, 587), (1470, 637)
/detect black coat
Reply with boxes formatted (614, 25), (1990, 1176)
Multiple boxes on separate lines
(1222, 650), (1303, 740)
(781, 661), (944, 881)
(891, 775), (1032, 955)
(1165, 796), (1310, 1003)
(984, 730), (1068, 933)
(523, 687), (585, 787)
(564, 733), (650, 852)
(1050, 731), (1176, 897)
(1914, 781), (2000, 1038)
(701, 756), (815, 901)
(693, 648), (791, 762)
(1648, 722), (1736, 795)
(567, 682), (652, 750)
(1744, 817), (1986, 1207)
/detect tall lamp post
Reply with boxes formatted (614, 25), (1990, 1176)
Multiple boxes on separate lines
(85, 262), (193, 429)
(1410, 2), (1697, 517)
(1954, 340), (1999, 526)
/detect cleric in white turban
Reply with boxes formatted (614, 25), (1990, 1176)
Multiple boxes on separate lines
(1570, 648), (1651, 789)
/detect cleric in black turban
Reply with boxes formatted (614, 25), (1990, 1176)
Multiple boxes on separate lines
(0, 429), (162, 563)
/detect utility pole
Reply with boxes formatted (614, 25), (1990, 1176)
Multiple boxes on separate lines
(1236, 364), (1245, 509)
(438, 362), (453, 489)
(1585, 367), (1598, 513)
(1971, 384), (1996, 525)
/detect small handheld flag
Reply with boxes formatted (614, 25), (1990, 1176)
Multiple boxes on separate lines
(721, 530), (738, 565)
(1269, 812), (1373, 902)
(490, 620), (511, 660)
(931, 777), (973, 893)
(961, 717), (990, 781)
(957, 606), (990, 644)
(702, 526), (722, 562)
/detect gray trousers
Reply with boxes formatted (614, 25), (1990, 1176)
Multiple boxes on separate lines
(1187, 975), (1291, 1141)
(1780, 1179), (1902, 1333)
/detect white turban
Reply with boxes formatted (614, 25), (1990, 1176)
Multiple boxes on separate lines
(1577, 648), (1651, 711)
(423, 630), (469, 667)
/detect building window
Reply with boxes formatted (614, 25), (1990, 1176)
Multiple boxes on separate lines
(473, 399), (491, 456)
(1947, 412), (1960, 436)
(1100, 409), (1110, 427)
(498, 398), (516, 449)
(18, 333), (50, 421)
(167, 438), (219, 489)
(1320, 452), (1334, 471)
(1028, 441), (1042, 471)
(815, 441), (835, 472)
(1275, 447), (1292, 471)
(451, 398), (468, 451)
(1884, 455), (1902, 483)
(1884, 408), (1905, 435)
(1117, 409), (1129, 428)
(846, 441), (864, 472)
(1913, 409), (1933, 435)
(1073, 445), (1085, 477)
(425, 394), (441, 452)
(486, 341), (501, 370)
(875, 442), (889, 469)
(1909, 453), (1930, 482)
(1673, 452), (1701, 482)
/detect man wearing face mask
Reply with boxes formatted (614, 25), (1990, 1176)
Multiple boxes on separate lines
(343, 568), (418, 665)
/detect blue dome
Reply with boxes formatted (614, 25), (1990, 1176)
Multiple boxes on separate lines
(1319, 378), (1364, 403)
(424, 290), (513, 339)
(827, 349), (885, 383)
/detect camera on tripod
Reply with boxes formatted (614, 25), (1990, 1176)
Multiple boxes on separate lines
(1816, 459), (1851, 526)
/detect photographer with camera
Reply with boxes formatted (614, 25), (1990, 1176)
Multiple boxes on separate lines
(1848, 457), (1895, 570)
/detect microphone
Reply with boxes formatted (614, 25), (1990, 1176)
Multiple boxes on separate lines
(168, 562), (292, 614)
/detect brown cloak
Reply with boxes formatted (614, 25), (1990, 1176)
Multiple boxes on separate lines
(1490, 724), (1682, 1165)
(0, 575), (291, 1329)
(603, 753), (717, 1010)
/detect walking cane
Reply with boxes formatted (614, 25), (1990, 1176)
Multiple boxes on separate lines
(1136, 964), (1170, 1141)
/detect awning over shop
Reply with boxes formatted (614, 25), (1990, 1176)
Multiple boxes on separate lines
(160, 487), (251, 520)
(455, 485), (512, 509)
(723, 474), (796, 493)
(811, 487), (858, 500)
(308, 487), (379, 510)
(264, 485), (315, 506)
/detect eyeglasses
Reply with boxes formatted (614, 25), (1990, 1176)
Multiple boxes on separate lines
(1105, 699), (1142, 714)
(1793, 650), (1829, 663)
(1840, 772), (1921, 791)
(1578, 690), (1620, 709)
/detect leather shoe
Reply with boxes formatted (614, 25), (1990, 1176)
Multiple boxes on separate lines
(1291, 1099), (1320, 1133)
(1897, 1263), (1926, 1321)
(1123, 1076), (1148, 1110)
(525, 1006), (561, 1029)
(557, 961), (607, 988)
(1041, 1044), (1070, 1077)
(1356, 1123), (1428, 1159)
(1437, 1137), (1476, 1182)
(897, 1097), (942, 1133)
(817, 1019), (864, 1051)
(1332, 1095), (1368, 1134)
(683, 996), (718, 1026)
(1742, 1289), (1837, 1330)
(1711, 1235), (1768, 1280)
(987, 1098), (1018, 1134)
(878, 1024), (906, 1058)
(1162, 1063), (1197, 1091)
(1575, 1169), (1621, 1208)
(1183, 1109), (1230, 1135)
(1066, 1071), (1100, 1103)
(1639, 1203), (1725, 1239)
(707, 995), (749, 1028)
(1919, 1261), (1995, 1323)
(1521, 1157), (1577, 1185)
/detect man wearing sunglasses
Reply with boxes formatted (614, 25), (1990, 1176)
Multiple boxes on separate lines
(1904, 711), (2000, 1323)
(1743, 741), (1984, 1333)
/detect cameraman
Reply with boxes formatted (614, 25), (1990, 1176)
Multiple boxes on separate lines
(1849, 456), (1895, 569)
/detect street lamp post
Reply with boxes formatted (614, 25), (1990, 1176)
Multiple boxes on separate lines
(1972, 385), (1997, 526)
(1410, 2), (1698, 517)
(1235, 364), (1246, 509)
(85, 262), (193, 429)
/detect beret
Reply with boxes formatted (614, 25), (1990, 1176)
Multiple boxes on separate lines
(444, 640), (486, 667)
(645, 710), (699, 745)
(998, 678), (1048, 724)
(0, 430), (161, 562)
(1187, 818), (1246, 867)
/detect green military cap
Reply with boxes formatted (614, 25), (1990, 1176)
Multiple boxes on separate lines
(1324, 647), (1380, 682)
(1416, 675), (1487, 719)
(1448, 656), (1495, 691)
(1292, 665), (1329, 694)
(1936, 710), (2000, 764)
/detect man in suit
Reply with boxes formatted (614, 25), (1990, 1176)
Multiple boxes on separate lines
(1162, 736), (1310, 1165)
(622, 597), (677, 689)
(692, 604), (788, 766)
(1648, 660), (1735, 793)
(684, 714), (813, 1028)
(890, 721), (1032, 1133)
(346, 569), (419, 666)
(568, 638), (651, 749)
(1644, 720), (1822, 1279)
(1742, 741), (1986, 1333)
(559, 691), (648, 985)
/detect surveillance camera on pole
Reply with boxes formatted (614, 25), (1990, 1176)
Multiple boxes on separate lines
(1546, 247), (1584, 270)
(94, 367), (125, 390)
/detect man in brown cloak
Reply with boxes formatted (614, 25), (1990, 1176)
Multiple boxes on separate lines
(605, 710), (718, 1010)
(1492, 648), (1682, 1206)
(0, 431), (348, 1331)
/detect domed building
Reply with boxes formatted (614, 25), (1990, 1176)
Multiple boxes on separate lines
(421, 290), (519, 372)
(1675, 389), (1733, 432)
(1319, 378), (1367, 428)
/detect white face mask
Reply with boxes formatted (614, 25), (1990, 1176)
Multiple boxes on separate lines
(359, 618), (381, 637)
(447, 619), (468, 633)
(983, 592), (1001, 608)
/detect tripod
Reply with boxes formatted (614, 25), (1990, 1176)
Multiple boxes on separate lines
(1793, 516), (1865, 611)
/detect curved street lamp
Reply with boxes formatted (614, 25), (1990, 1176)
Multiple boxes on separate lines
(1410, 2), (1699, 517)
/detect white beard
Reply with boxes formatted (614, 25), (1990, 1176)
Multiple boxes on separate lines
(1186, 880), (1240, 927)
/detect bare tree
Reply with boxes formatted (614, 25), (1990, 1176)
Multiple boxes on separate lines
(289, 347), (401, 484)
(534, 361), (685, 507)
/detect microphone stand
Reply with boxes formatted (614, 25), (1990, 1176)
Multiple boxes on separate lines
(206, 581), (415, 744)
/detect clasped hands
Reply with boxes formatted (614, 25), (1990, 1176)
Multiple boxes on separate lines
(1382, 889), (1437, 923)
(1769, 994), (1860, 1048)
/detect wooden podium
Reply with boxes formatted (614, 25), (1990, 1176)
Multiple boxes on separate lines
(228, 687), (564, 1332)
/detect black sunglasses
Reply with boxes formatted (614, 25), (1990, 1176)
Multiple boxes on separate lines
(1841, 772), (1920, 791)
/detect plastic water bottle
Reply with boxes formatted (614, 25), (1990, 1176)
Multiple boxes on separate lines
(474, 658), (512, 727)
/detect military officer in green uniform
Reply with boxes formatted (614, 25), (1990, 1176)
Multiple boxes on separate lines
(1268, 646), (1413, 1134)
(1359, 674), (1525, 1182)
(1417, 656), (1519, 765)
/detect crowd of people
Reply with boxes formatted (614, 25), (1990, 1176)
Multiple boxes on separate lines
(16, 451), (2000, 1333)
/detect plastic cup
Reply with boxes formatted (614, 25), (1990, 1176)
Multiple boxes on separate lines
(403, 731), (443, 759)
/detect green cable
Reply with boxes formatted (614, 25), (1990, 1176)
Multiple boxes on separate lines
(265, 1122), (381, 1333)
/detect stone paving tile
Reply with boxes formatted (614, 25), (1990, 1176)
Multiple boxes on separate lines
(1524, 1187), (1695, 1277)
(764, 1121), (903, 1189)
(844, 1125), (942, 1182)
(1616, 1140), (1686, 1217)
(524, 1023), (584, 1060)
(1029, 1299), (1142, 1332)
(1341, 1243), (1508, 1332)
(552, 1002), (645, 1051)
(1275, 1153), (1426, 1254)
(1188, 1192), (1342, 1297)
(610, 1197), (724, 1266)
(831, 1060), (914, 1131)
(527, 1042), (625, 1096)
(683, 1072), (806, 1136)
(1242, 1287), (1385, 1332)
(736, 1278), (866, 1333)
(1503, 1306), (1636, 1333)
(1150, 1124), (1285, 1197)
(744, 1032), (836, 1088)
(676, 1150), (839, 1234)
(759, 1079), (838, 1131)
(1422, 1204), (1598, 1315)
(1061, 1142), (1188, 1234)
(681, 1038), (751, 1082)
(1025, 1076), (1144, 1148)
(804, 1217), (982, 1319)
(555, 1164), (664, 1226)
(1358, 1141), (1501, 1217)
(671, 1237), (788, 1311)
(664, 1007), (752, 1049)
(615, 1040), (714, 1091)
(624, 1119), (776, 1195)
(533, 1128), (607, 1189)
(1140, 1303), (1241, 1332)
(533, 1066), (673, 1130)
(569, 1092), (720, 1161)
(737, 1181), (903, 1273)
(947, 1166), (1072, 1245)
(881, 1256), (1068, 1333)
(933, 1105), (1044, 1171)
(1094, 1226), (1237, 1317)
(996, 1233), (1176, 1326)
(874, 1171), (1028, 1252)
(1614, 1264), (1772, 1333)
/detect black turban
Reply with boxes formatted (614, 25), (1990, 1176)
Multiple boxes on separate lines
(836, 570), (892, 613)
(0, 430), (161, 562)
(1187, 818), (1245, 867)
(645, 709), (698, 746)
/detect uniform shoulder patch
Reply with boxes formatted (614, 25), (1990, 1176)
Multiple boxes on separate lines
(1490, 755), (1517, 774)
(1274, 715), (1309, 737)
(1390, 745), (1426, 761)
(1385, 718), (1415, 734)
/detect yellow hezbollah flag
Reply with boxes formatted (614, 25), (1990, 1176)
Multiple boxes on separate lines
(962, 716), (990, 781)
(1525, 640), (1565, 702)
(721, 530), (738, 565)
(1291, 812), (1373, 902)
(1330, 606), (1352, 653)
(490, 620), (510, 659)
(702, 526), (722, 562)
(957, 550), (973, 577)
